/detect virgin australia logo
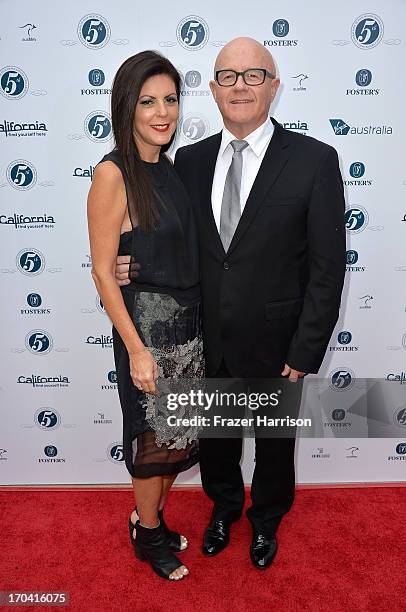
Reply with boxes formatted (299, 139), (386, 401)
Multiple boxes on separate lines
(329, 118), (392, 136)
(329, 119), (350, 135)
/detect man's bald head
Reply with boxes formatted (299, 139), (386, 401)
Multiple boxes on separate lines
(209, 37), (280, 139)
(214, 37), (277, 77)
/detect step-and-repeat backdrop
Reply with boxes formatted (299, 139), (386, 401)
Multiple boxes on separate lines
(1, 0), (405, 485)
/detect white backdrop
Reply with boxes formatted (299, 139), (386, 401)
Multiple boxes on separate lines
(1, 0), (405, 485)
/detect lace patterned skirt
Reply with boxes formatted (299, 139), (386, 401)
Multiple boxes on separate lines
(113, 289), (204, 479)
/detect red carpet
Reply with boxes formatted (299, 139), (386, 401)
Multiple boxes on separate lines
(0, 487), (404, 612)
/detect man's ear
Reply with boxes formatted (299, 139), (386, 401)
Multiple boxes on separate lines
(209, 80), (217, 102)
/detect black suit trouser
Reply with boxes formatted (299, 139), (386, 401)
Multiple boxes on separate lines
(199, 360), (299, 535)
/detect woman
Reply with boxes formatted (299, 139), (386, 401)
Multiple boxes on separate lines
(87, 51), (203, 581)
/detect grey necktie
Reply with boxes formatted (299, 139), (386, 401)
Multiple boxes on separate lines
(220, 139), (249, 252)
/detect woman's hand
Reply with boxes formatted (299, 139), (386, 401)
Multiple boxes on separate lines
(129, 348), (159, 394)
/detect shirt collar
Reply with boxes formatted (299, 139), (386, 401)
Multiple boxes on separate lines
(219, 118), (275, 158)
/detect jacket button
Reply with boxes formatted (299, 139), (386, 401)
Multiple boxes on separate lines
(223, 261), (230, 270)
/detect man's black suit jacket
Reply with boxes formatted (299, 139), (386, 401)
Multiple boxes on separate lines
(174, 118), (346, 377)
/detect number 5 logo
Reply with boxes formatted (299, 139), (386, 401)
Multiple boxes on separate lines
(0, 66), (29, 99)
(351, 14), (383, 49)
(25, 330), (53, 355)
(177, 16), (209, 50)
(78, 14), (110, 49)
(344, 206), (369, 233)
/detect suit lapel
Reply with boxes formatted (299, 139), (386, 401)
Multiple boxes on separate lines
(198, 132), (224, 255)
(227, 120), (290, 256)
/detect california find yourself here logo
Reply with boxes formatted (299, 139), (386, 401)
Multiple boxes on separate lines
(0, 119), (47, 138)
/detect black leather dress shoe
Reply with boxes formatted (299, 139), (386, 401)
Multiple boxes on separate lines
(250, 533), (278, 569)
(202, 519), (230, 556)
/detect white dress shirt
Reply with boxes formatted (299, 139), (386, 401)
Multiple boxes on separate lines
(211, 118), (275, 232)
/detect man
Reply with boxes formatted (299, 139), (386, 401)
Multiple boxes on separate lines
(116, 37), (346, 569)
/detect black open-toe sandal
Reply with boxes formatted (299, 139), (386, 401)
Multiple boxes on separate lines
(128, 507), (187, 552)
(133, 520), (188, 581)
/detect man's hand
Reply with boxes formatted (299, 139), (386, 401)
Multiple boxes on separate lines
(115, 255), (131, 286)
(281, 364), (306, 382)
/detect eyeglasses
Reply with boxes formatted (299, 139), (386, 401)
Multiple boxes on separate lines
(215, 68), (275, 87)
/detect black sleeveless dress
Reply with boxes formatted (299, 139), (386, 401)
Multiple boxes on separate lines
(98, 150), (204, 479)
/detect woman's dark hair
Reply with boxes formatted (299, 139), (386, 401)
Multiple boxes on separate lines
(111, 50), (181, 230)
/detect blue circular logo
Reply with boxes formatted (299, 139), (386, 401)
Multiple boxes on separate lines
(177, 16), (209, 50)
(349, 162), (365, 178)
(16, 248), (45, 276)
(0, 66), (29, 99)
(78, 15), (111, 49)
(396, 442), (406, 455)
(346, 250), (359, 265)
(84, 111), (112, 142)
(273, 19), (290, 37)
(351, 14), (384, 49)
(88, 68), (105, 86)
(394, 407), (406, 427)
(332, 408), (346, 421)
(345, 206), (369, 233)
(25, 330), (53, 355)
(44, 445), (58, 457)
(107, 370), (117, 384)
(181, 114), (209, 142)
(185, 70), (201, 88)
(108, 443), (124, 462)
(338, 331), (352, 345)
(35, 408), (60, 430)
(330, 368), (355, 391)
(355, 69), (372, 87)
(27, 293), (42, 307)
(6, 159), (37, 190)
